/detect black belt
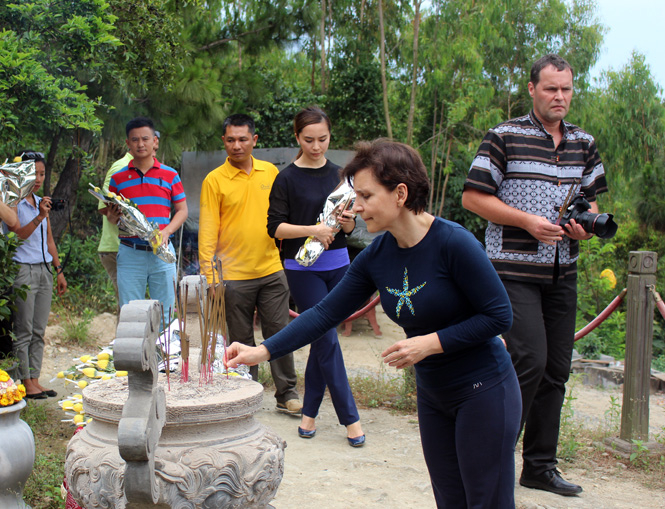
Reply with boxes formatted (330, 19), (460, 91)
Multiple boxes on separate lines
(120, 240), (152, 251)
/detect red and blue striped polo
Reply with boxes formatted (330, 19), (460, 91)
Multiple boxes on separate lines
(109, 157), (186, 239)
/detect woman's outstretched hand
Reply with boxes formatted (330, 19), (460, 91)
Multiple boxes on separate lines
(381, 333), (443, 369)
(224, 343), (271, 368)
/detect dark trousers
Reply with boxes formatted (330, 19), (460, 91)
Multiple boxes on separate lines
(418, 370), (521, 508)
(501, 278), (577, 475)
(286, 267), (360, 426)
(224, 271), (299, 404)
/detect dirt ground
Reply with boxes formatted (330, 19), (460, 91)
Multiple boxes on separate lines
(41, 307), (665, 509)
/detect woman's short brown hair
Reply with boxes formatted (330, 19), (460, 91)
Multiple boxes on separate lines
(341, 139), (430, 214)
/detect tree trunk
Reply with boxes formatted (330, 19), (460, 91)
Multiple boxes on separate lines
(50, 129), (94, 242)
(428, 91), (438, 213)
(437, 136), (453, 218)
(320, 0), (327, 93)
(428, 96), (446, 214)
(406, 0), (421, 146)
(378, 0), (392, 139)
(356, 0), (366, 64)
(43, 129), (63, 196)
(311, 40), (316, 91)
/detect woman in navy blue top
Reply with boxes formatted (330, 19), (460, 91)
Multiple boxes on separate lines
(267, 107), (364, 446)
(228, 139), (521, 508)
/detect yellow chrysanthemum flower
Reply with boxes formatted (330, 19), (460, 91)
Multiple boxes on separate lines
(0, 396), (10, 406)
(600, 269), (617, 289)
(0, 372), (9, 383)
(17, 384), (26, 397)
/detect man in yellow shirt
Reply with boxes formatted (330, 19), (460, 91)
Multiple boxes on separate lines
(199, 114), (301, 415)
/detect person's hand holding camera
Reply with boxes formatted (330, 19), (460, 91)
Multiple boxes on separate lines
(34, 196), (51, 225)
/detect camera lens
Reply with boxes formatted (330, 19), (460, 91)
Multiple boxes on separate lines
(588, 213), (617, 239)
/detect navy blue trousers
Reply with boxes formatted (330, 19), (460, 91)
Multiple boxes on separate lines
(417, 369), (521, 508)
(285, 267), (360, 425)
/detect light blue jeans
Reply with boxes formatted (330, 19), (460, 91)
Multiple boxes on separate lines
(117, 243), (176, 328)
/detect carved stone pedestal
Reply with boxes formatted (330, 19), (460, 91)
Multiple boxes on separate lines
(66, 375), (284, 508)
(65, 300), (285, 508)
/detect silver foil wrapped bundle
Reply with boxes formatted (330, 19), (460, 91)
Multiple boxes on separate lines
(0, 160), (36, 206)
(296, 178), (356, 267)
(88, 183), (176, 264)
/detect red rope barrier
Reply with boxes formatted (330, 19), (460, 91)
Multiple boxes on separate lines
(289, 294), (381, 323)
(574, 288), (627, 341)
(651, 287), (665, 322)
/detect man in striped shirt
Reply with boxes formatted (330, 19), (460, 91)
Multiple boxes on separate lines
(463, 54), (608, 497)
(107, 117), (188, 326)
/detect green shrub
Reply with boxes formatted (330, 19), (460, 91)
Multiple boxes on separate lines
(0, 232), (27, 336)
(53, 232), (115, 315)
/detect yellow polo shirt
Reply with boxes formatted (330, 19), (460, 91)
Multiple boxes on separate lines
(199, 156), (283, 282)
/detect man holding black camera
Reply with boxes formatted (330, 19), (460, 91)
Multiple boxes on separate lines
(462, 54), (608, 496)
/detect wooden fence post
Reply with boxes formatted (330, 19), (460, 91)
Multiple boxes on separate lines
(620, 251), (656, 441)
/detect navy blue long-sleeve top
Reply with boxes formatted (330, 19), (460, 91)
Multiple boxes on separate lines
(263, 217), (514, 389)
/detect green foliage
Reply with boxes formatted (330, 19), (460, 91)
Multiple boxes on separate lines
(576, 236), (626, 359)
(326, 59), (385, 147)
(0, 232), (26, 336)
(53, 232), (115, 315)
(558, 374), (584, 461)
(61, 308), (95, 345)
(21, 403), (68, 509)
(629, 439), (650, 468)
(348, 367), (417, 413)
(604, 394), (621, 435)
(0, 0), (121, 153)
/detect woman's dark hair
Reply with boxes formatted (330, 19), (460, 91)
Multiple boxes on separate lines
(17, 150), (46, 164)
(341, 139), (430, 214)
(294, 106), (331, 159)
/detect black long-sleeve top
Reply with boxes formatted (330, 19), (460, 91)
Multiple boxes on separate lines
(267, 161), (347, 259)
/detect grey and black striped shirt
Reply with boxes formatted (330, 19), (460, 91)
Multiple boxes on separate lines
(465, 111), (607, 283)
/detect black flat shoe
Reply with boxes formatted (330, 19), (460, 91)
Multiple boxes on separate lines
(43, 389), (57, 397)
(25, 392), (47, 400)
(519, 469), (582, 496)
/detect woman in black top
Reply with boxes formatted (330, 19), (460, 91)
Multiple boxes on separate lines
(267, 107), (364, 447)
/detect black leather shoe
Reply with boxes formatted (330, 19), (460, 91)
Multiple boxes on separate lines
(519, 469), (583, 496)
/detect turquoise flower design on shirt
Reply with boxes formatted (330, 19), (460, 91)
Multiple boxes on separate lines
(385, 267), (426, 318)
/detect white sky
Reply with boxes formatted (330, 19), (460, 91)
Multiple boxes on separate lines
(589, 0), (665, 91)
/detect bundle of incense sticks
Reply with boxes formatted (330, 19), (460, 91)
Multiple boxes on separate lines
(159, 303), (171, 391)
(197, 257), (228, 384)
(174, 279), (190, 382)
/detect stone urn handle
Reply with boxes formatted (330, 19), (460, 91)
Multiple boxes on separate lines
(113, 300), (166, 506)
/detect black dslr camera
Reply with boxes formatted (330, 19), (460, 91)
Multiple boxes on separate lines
(51, 198), (68, 211)
(559, 193), (617, 239)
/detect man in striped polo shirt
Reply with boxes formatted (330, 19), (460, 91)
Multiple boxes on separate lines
(107, 117), (188, 327)
(463, 54), (608, 496)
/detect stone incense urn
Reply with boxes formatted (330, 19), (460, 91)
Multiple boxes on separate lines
(0, 399), (35, 509)
(65, 300), (285, 508)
